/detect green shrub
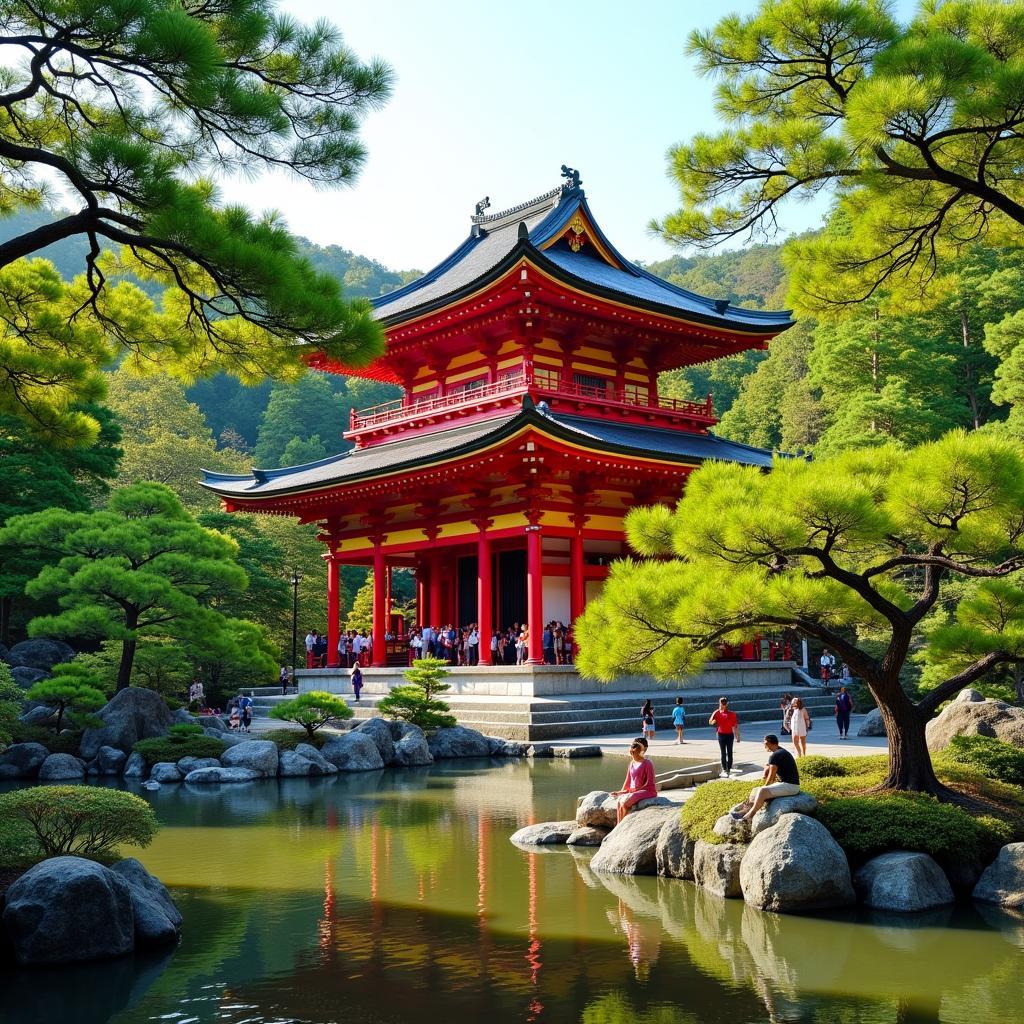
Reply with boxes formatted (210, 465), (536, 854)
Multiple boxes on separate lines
(680, 780), (754, 844)
(133, 734), (227, 767)
(0, 662), (24, 747)
(815, 793), (1013, 868)
(261, 728), (328, 751)
(10, 723), (85, 755)
(25, 663), (107, 731)
(935, 735), (1024, 787)
(377, 658), (456, 731)
(269, 691), (353, 740)
(0, 786), (158, 861)
(168, 722), (204, 738)
(798, 756), (847, 778)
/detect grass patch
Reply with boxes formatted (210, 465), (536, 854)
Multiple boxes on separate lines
(934, 735), (1024, 788)
(133, 734), (227, 767)
(680, 780), (753, 845)
(798, 756), (847, 778)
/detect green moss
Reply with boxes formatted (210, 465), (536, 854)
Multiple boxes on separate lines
(133, 734), (227, 767)
(680, 780), (753, 845)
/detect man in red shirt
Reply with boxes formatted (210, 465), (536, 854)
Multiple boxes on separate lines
(709, 696), (741, 775)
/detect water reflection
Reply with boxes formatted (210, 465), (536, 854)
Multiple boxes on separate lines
(0, 760), (1021, 1024)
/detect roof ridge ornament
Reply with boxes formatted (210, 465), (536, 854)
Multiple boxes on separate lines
(470, 187), (562, 226)
(560, 165), (582, 194)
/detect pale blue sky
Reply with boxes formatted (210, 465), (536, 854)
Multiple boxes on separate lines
(229, 0), (919, 273)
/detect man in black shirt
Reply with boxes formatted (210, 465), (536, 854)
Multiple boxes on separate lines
(731, 734), (802, 822)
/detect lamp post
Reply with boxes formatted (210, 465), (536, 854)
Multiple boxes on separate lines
(290, 568), (302, 691)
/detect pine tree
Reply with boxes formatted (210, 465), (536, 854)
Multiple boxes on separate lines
(377, 658), (457, 731)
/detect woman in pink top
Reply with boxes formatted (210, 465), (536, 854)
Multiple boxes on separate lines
(611, 740), (657, 825)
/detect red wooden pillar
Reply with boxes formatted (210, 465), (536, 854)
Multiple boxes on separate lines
(526, 522), (543, 664)
(416, 561), (427, 630)
(569, 533), (585, 625)
(385, 564), (392, 633)
(326, 554), (341, 668)
(429, 552), (442, 626)
(372, 541), (386, 667)
(477, 526), (493, 665)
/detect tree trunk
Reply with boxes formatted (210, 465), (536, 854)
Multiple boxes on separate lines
(0, 595), (10, 647)
(959, 309), (981, 430)
(871, 682), (946, 794)
(117, 638), (137, 691)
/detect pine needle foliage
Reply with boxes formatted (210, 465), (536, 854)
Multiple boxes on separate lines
(377, 657), (457, 731)
(268, 689), (353, 739)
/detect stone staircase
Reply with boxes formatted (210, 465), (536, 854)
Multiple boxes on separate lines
(245, 683), (836, 742)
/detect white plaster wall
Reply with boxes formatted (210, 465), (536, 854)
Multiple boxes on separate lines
(543, 576), (570, 625)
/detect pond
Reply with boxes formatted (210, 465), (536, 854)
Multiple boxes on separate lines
(1, 759), (1023, 1024)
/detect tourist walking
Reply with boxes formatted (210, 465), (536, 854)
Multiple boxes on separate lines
(238, 692), (254, 733)
(790, 696), (810, 756)
(351, 663), (363, 702)
(834, 686), (853, 739)
(279, 665), (289, 695)
(709, 697), (741, 775)
(304, 630), (316, 669)
(610, 740), (657, 825)
(672, 697), (686, 744)
(516, 627), (528, 665)
(641, 699), (655, 742)
(819, 648), (835, 687)
(731, 734), (802, 822)
(780, 693), (793, 735)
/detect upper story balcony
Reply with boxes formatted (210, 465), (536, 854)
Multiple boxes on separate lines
(345, 368), (716, 448)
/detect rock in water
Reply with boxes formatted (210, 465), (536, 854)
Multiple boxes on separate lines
(2, 857), (134, 964)
(510, 821), (577, 846)
(392, 724), (433, 767)
(109, 858), (182, 947)
(321, 733), (385, 772)
(857, 708), (887, 737)
(123, 751), (147, 778)
(576, 791), (618, 830)
(739, 814), (855, 912)
(80, 687), (175, 760)
(37, 752), (85, 781)
(278, 748), (338, 777)
(853, 851), (954, 912)
(176, 756), (221, 774)
(354, 718), (396, 765)
(93, 746), (128, 776)
(184, 766), (261, 784)
(428, 726), (491, 759)
(294, 743), (338, 774)
(5, 638), (75, 671)
(220, 739), (279, 777)
(656, 816), (695, 880)
(926, 693), (1024, 750)
(590, 807), (678, 875)
(973, 843), (1024, 908)
(0, 742), (49, 779)
(149, 762), (183, 783)
(693, 840), (748, 898)
(566, 826), (607, 847)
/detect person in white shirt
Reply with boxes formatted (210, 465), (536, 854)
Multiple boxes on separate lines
(304, 631), (315, 669)
(819, 649), (835, 687)
(467, 626), (479, 665)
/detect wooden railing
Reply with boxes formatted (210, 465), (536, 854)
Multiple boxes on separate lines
(347, 369), (714, 433)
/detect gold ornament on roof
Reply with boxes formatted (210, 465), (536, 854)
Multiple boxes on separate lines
(566, 213), (586, 252)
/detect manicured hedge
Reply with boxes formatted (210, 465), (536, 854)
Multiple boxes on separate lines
(133, 734), (227, 767)
(680, 780), (753, 845)
(935, 735), (1024, 787)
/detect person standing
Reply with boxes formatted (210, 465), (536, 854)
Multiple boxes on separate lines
(671, 697), (686, 744)
(304, 630), (316, 669)
(819, 649), (835, 687)
(790, 696), (811, 756)
(279, 665), (289, 695)
(351, 663), (363, 702)
(542, 623), (554, 665)
(641, 699), (656, 742)
(709, 697), (741, 775)
(238, 692), (254, 734)
(467, 625), (479, 666)
(780, 693), (793, 736)
(834, 686), (853, 739)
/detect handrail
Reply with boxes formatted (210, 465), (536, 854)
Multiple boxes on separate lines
(348, 369), (714, 432)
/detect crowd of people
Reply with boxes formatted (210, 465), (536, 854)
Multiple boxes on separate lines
(408, 621), (574, 666)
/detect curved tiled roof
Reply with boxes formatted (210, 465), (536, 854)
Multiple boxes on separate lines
(372, 181), (794, 332)
(201, 401), (778, 500)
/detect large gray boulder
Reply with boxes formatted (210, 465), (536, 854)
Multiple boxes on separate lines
(109, 858), (182, 947)
(37, 752), (85, 781)
(973, 843), (1024, 908)
(428, 725), (491, 759)
(123, 751), (147, 778)
(392, 723), (433, 767)
(184, 765), (261, 784)
(656, 815), (695, 880)
(566, 826), (607, 847)
(295, 742), (338, 773)
(576, 790), (618, 830)
(198, 714), (226, 732)
(12, 666), (49, 689)
(278, 746), (339, 777)
(177, 755), (221, 774)
(2, 857), (134, 964)
(220, 739), (279, 777)
(750, 792), (818, 836)
(210, 729), (245, 746)
(321, 732), (385, 772)
(486, 736), (529, 757)
(0, 741), (49, 779)
(80, 687), (175, 760)
(694, 840), (748, 898)
(354, 718), (396, 764)
(857, 708), (886, 737)
(853, 851), (954, 912)
(149, 762), (183, 783)
(713, 812), (751, 842)
(92, 745), (128, 776)
(739, 814), (856, 912)
(926, 691), (1024, 750)
(590, 806), (678, 876)
(510, 820), (577, 846)
(5, 638), (75, 671)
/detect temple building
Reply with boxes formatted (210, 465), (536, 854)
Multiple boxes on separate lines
(202, 169), (794, 675)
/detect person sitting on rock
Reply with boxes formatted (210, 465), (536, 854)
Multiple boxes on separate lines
(731, 734), (800, 823)
(611, 740), (657, 825)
